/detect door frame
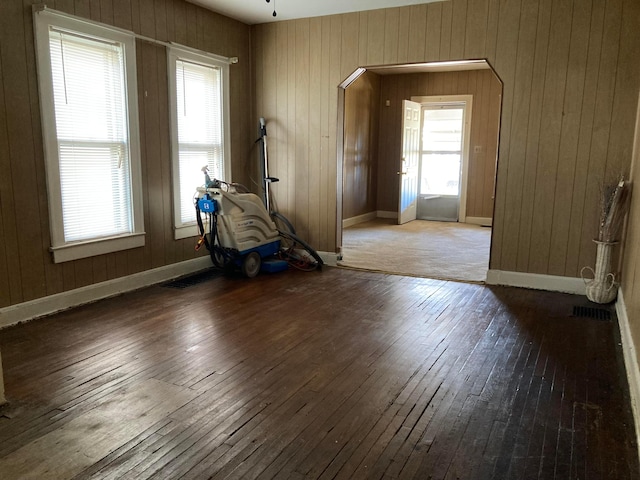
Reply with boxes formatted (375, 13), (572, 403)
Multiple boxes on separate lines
(335, 59), (502, 260)
(411, 94), (473, 223)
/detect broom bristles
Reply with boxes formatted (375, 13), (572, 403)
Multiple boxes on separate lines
(599, 178), (631, 243)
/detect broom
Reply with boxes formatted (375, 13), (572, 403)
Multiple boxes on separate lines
(598, 176), (631, 243)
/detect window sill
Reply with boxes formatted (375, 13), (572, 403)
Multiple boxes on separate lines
(174, 224), (200, 240)
(51, 233), (145, 263)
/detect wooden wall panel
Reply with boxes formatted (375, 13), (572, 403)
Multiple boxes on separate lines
(342, 72), (381, 221)
(397, 7), (411, 64)
(407, 5), (427, 63)
(449, 0), (468, 60)
(309, 18), (323, 247)
(439, 0), (453, 60)
(490, 0), (521, 273)
(112, 0), (133, 30)
(2, 0), (640, 310)
(294, 19), (311, 241)
(251, 0), (640, 281)
(140, 42), (166, 269)
(527, 0), (573, 275)
(383, 8), (400, 65)
(576, 0), (623, 276)
(377, 76), (402, 212)
(286, 22), (296, 227)
(375, 69), (501, 219)
(547, 0), (592, 276)
(503, 0), (540, 273)
(367, 10), (386, 66)
(0, 42), (16, 307)
(274, 22), (289, 214)
(425, 3), (442, 62)
(319, 17), (332, 251)
(0, 0), (251, 309)
(464, 0), (488, 59)
(621, 86), (640, 388)
(0, 1), (46, 303)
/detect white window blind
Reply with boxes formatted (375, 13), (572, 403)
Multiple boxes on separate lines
(168, 46), (230, 239)
(35, 8), (144, 263)
(49, 29), (132, 242)
(175, 59), (224, 225)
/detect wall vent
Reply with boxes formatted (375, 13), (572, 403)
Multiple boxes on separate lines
(572, 305), (612, 321)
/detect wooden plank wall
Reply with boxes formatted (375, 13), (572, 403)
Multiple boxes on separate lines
(376, 69), (501, 218)
(0, 0), (252, 308)
(621, 92), (640, 376)
(342, 72), (381, 220)
(252, 0), (640, 277)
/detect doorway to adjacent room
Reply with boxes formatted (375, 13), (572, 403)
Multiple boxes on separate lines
(337, 60), (502, 282)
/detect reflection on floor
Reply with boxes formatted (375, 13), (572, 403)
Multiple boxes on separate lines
(339, 218), (491, 282)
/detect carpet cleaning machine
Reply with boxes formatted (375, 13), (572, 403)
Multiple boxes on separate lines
(194, 119), (323, 277)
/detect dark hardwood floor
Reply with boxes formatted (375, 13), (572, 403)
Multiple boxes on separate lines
(0, 267), (637, 479)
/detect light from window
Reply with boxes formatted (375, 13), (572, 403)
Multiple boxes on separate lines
(50, 30), (132, 242)
(175, 59), (223, 224)
(169, 48), (230, 239)
(420, 107), (464, 196)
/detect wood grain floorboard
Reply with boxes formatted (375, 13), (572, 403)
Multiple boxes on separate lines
(0, 267), (637, 479)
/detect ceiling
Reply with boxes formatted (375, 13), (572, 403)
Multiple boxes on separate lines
(188, 0), (446, 25)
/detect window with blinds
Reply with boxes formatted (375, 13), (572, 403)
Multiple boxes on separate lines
(169, 48), (230, 239)
(35, 9), (144, 263)
(49, 30), (132, 242)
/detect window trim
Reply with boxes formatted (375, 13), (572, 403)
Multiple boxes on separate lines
(168, 46), (231, 240)
(34, 8), (144, 263)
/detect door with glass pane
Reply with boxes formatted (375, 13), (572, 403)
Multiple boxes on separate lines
(417, 104), (465, 222)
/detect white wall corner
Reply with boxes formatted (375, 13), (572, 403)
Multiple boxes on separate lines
(0, 256), (213, 330)
(486, 269), (586, 295)
(616, 289), (640, 460)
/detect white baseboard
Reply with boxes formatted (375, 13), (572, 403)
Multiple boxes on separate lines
(377, 210), (397, 219)
(0, 256), (213, 329)
(342, 211), (377, 228)
(486, 269), (586, 295)
(616, 289), (640, 459)
(465, 216), (493, 227)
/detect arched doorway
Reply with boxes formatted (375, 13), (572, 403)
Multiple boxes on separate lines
(336, 60), (503, 282)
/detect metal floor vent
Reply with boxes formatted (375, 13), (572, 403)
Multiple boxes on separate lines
(572, 305), (612, 321)
(163, 269), (222, 289)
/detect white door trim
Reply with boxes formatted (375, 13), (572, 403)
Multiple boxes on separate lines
(411, 94), (473, 222)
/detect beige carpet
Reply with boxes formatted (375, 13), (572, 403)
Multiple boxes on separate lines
(339, 218), (491, 282)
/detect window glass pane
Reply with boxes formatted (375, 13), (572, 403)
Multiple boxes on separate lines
(420, 106), (464, 196)
(49, 30), (132, 242)
(175, 59), (224, 224)
(420, 153), (461, 195)
(422, 108), (463, 152)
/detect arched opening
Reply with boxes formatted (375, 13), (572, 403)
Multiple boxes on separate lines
(336, 59), (503, 282)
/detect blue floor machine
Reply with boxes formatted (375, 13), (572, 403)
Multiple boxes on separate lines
(194, 174), (322, 278)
